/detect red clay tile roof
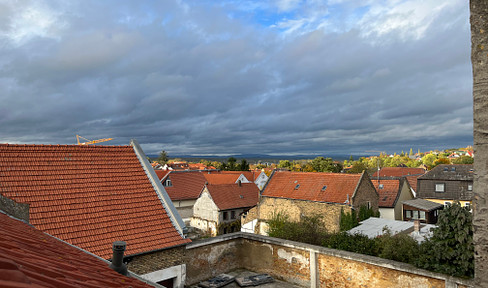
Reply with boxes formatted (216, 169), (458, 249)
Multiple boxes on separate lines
(204, 173), (242, 184)
(0, 212), (155, 288)
(155, 169), (170, 180)
(0, 144), (190, 259)
(372, 167), (425, 177)
(164, 171), (207, 201)
(371, 179), (400, 208)
(405, 175), (421, 193)
(205, 183), (260, 211)
(262, 171), (362, 204)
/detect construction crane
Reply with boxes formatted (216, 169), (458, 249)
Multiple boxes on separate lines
(76, 135), (113, 145)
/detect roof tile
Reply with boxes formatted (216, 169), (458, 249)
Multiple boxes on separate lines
(0, 144), (190, 259)
(262, 171), (362, 204)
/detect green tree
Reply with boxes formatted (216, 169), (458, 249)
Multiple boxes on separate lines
(347, 161), (368, 174)
(432, 157), (451, 167)
(157, 150), (169, 165)
(278, 160), (292, 170)
(452, 156), (474, 164)
(416, 202), (474, 278)
(238, 159), (250, 171)
(422, 153), (437, 169)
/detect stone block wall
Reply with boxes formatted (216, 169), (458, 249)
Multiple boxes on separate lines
(257, 196), (351, 233)
(128, 245), (186, 275)
(183, 233), (474, 288)
(351, 173), (379, 211)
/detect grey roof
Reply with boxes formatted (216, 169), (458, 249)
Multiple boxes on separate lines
(348, 217), (435, 242)
(418, 164), (473, 181)
(403, 198), (443, 211)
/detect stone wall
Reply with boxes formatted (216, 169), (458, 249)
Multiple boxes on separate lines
(184, 233), (474, 287)
(351, 172), (379, 211)
(128, 245), (186, 275)
(184, 236), (242, 285)
(256, 196), (352, 233)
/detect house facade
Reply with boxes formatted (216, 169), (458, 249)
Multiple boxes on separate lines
(161, 171), (207, 222)
(402, 198), (444, 224)
(417, 164), (473, 210)
(242, 171), (379, 234)
(191, 182), (259, 236)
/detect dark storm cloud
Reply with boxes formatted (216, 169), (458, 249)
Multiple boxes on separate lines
(0, 0), (472, 156)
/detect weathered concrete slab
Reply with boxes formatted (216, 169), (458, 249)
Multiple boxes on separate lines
(235, 273), (274, 287)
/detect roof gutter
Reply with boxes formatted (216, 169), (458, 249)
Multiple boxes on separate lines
(130, 139), (188, 236)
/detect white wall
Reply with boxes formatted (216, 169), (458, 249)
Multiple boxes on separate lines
(141, 264), (186, 288)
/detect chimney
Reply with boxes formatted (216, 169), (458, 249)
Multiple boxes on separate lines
(413, 219), (420, 233)
(109, 241), (128, 276)
(238, 180), (242, 187)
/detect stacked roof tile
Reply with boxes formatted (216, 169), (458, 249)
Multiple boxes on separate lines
(0, 144), (190, 259)
(262, 171), (362, 204)
(205, 183), (259, 211)
(163, 171), (207, 201)
(0, 212), (155, 288)
(371, 179), (400, 208)
(372, 167), (425, 178)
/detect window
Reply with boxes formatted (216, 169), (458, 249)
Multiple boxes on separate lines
(231, 211), (236, 219)
(419, 211), (426, 220)
(321, 185), (327, 191)
(223, 211), (228, 220)
(164, 179), (172, 187)
(451, 167), (456, 172)
(379, 184), (384, 189)
(294, 184), (300, 189)
(367, 201), (371, 209)
(468, 184), (473, 191)
(405, 210), (412, 218)
(435, 183), (445, 192)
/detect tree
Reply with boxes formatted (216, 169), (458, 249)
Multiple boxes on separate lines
(422, 153), (437, 169)
(452, 156), (474, 164)
(416, 202), (474, 278)
(347, 161), (368, 174)
(238, 159), (250, 171)
(432, 157), (451, 167)
(157, 150), (169, 165)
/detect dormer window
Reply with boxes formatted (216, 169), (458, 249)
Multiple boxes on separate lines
(165, 179), (172, 187)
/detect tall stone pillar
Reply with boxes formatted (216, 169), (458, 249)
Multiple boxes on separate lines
(471, 0), (488, 286)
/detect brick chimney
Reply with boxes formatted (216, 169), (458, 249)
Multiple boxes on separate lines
(413, 219), (420, 233)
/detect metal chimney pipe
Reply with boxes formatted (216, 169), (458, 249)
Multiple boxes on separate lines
(109, 241), (128, 276)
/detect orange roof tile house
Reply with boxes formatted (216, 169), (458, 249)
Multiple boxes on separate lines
(0, 141), (191, 286)
(242, 171), (378, 234)
(160, 170), (208, 222)
(191, 182), (259, 236)
(371, 178), (415, 221)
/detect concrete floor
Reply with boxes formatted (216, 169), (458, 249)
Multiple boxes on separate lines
(188, 269), (304, 288)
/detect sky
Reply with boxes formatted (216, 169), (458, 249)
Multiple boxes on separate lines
(0, 0), (473, 157)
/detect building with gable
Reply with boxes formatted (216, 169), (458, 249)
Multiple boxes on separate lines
(242, 171), (378, 235)
(0, 141), (191, 287)
(371, 178), (415, 220)
(191, 182), (259, 236)
(417, 164), (473, 209)
(160, 170), (208, 222)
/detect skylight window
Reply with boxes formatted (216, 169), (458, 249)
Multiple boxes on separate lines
(294, 184), (300, 190)
(321, 185), (327, 191)
(379, 184), (384, 189)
